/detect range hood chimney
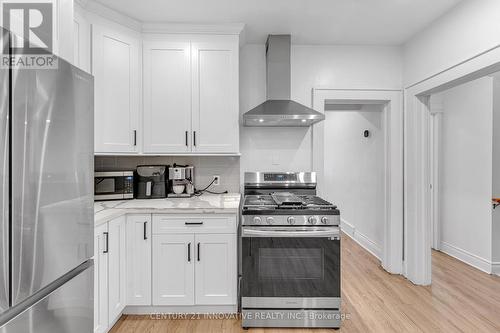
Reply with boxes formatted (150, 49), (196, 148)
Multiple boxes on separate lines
(243, 35), (325, 127)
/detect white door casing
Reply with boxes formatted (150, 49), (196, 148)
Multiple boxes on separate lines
(312, 89), (404, 275)
(404, 45), (500, 285)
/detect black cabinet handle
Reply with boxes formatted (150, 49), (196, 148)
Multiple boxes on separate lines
(197, 242), (200, 262)
(188, 243), (191, 262)
(193, 131), (196, 146)
(103, 232), (109, 254)
(133, 130), (137, 146)
(143, 221), (147, 240)
(185, 222), (203, 225)
(185, 131), (188, 146)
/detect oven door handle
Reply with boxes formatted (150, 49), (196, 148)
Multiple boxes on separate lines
(241, 227), (340, 239)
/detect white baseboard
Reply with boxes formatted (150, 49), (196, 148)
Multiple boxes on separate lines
(124, 305), (237, 315)
(341, 218), (381, 260)
(439, 241), (493, 274)
(492, 262), (500, 276)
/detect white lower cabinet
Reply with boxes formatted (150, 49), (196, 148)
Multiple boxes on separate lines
(152, 234), (195, 305)
(94, 223), (108, 333)
(94, 216), (127, 333)
(108, 216), (127, 323)
(95, 212), (237, 331)
(195, 234), (236, 305)
(152, 214), (237, 306)
(126, 214), (152, 305)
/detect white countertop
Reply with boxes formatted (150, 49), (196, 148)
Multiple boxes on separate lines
(94, 193), (241, 226)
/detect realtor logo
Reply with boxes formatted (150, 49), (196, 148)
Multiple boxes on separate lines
(0, 1), (57, 69)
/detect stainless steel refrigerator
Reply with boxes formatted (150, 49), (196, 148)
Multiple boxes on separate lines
(0, 27), (94, 332)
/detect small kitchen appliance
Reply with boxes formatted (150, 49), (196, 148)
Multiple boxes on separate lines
(168, 165), (195, 198)
(135, 165), (168, 199)
(240, 172), (341, 329)
(94, 171), (134, 201)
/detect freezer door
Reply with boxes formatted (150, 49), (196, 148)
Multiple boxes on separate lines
(0, 264), (93, 333)
(10, 57), (94, 306)
(0, 27), (10, 314)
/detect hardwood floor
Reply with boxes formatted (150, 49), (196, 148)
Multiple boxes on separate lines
(110, 234), (500, 333)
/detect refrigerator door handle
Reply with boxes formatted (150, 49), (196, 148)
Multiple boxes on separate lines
(143, 221), (147, 240)
(103, 232), (109, 254)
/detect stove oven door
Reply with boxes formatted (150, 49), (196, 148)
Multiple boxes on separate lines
(240, 227), (341, 309)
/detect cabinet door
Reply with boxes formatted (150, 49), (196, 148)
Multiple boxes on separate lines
(143, 40), (192, 153)
(152, 234), (194, 305)
(107, 216), (126, 325)
(126, 214), (152, 305)
(195, 233), (236, 305)
(92, 24), (140, 153)
(191, 39), (239, 153)
(73, 8), (91, 72)
(94, 224), (108, 333)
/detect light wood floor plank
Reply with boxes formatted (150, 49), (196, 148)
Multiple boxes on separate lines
(110, 233), (500, 333)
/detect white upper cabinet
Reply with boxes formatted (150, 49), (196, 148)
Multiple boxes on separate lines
(143, 40), (192, 153)
(142, 35), (239, 154)
(73, 6), (91, 72)
(92, 24), (141, 153)
(191, 39), (239, 153)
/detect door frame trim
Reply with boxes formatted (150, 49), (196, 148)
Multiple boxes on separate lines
(312, 89), (404, 275)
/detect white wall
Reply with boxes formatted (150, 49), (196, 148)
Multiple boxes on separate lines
(492, 76), (500, 267)
(403, 0), (500, 86)
(437, 77), (493, 267)
(239, 44), (402, 182)
(323, 106), (384, 258)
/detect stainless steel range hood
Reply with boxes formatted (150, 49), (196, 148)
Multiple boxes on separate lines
(243, 35), (325, 127)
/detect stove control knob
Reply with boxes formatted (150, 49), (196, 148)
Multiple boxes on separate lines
(253, 216), (262, 224)
(287, 216), (296, 225)
(321, 217), (329, 224)
(308, 216), (318, 225)
(266, 217), (275, 225)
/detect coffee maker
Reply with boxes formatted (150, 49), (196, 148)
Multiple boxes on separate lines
(135, 165), (168, 199)
(168, 165), (195, 198)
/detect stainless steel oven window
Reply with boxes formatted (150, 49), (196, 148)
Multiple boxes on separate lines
(241, 235), (340, 298)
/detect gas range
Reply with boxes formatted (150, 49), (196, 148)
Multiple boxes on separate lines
(242, 193), (340, 225)
(239, 172), (342, 329)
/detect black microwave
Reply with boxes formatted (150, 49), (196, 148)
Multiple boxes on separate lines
(94, 171), (134, 201)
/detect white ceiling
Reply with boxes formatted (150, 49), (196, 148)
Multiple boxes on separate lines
(93, 0), (462, 45)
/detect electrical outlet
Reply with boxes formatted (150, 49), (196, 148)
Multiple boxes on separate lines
(213, 175), (220, 186)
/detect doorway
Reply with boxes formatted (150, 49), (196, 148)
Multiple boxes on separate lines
(312, 89), (403, 274)
(324, 103), (385, 259)
(405, 48), (500, 284)
(429, 76), (496, 273)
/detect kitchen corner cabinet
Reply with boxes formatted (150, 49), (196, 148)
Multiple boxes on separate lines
(107, 216), (127, 324)
(94, 223), (108, 333)
(94, 216), (126, 333)
(126, 214), (152, 305)
(143, 36), (239, 154)
(152, 214), (237, 306)
(92, 24), (141, 153)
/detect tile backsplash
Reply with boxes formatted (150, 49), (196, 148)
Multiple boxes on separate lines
(95, 156), (241, 193)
